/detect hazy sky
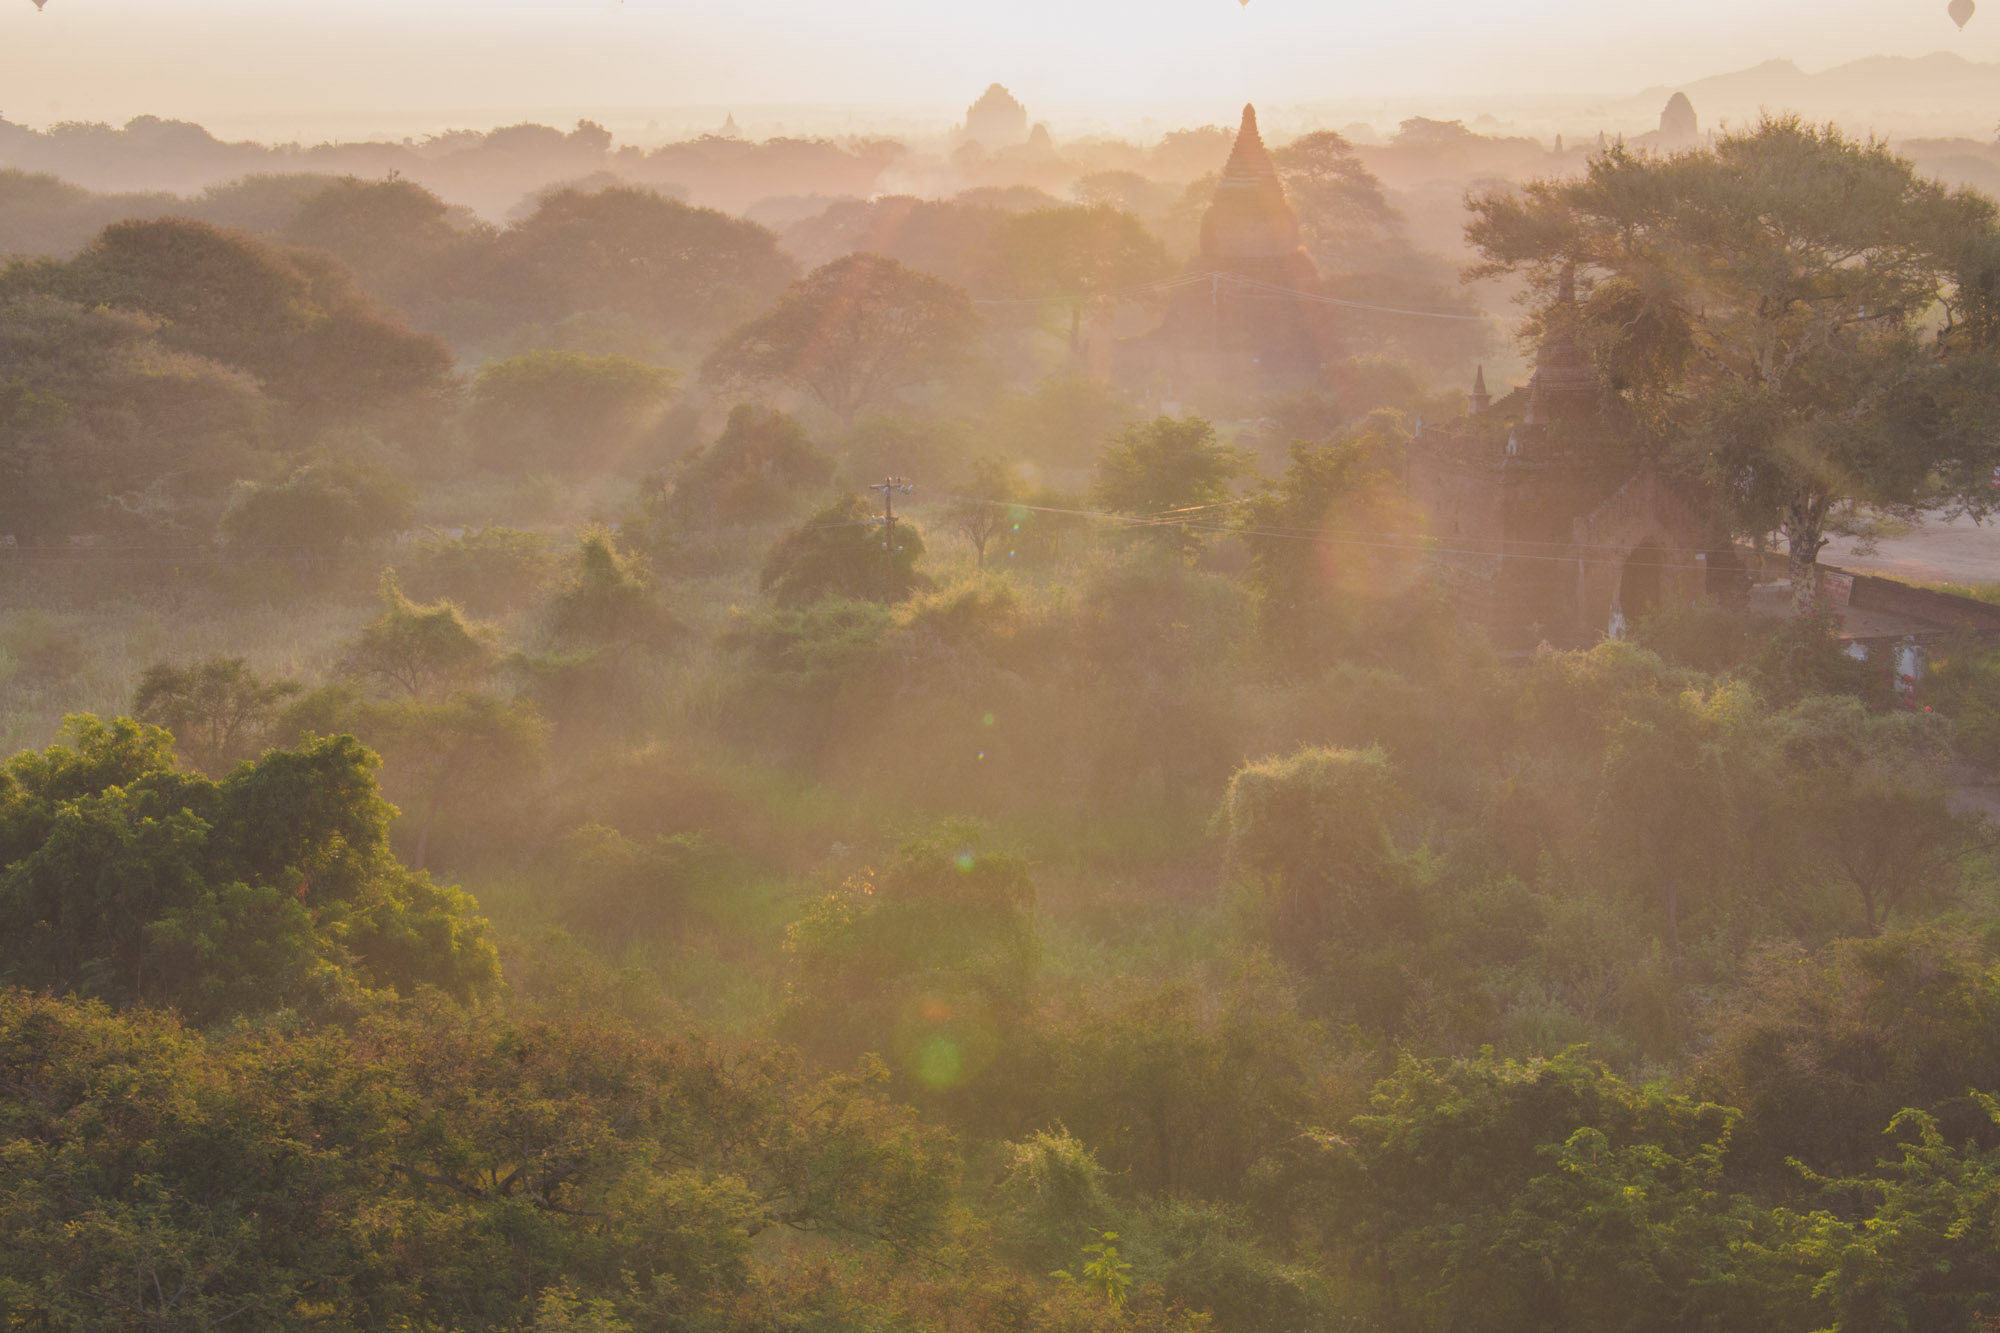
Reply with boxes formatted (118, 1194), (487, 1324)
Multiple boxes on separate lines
(2, 0), (1994, 136)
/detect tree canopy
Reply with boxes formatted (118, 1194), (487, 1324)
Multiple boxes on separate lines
(1468, 117), (2000, 604)
(0, 716), (497, 1022)
(702, 253), (982, 425)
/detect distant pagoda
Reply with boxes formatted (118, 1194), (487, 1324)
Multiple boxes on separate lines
(964, 84), (1029, 150)
(1119, 104), (1330, 383)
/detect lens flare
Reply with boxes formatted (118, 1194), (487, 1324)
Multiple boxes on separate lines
(915, 1035), (965, 1089)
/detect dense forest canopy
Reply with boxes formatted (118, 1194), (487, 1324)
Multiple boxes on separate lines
(7, 97), (2000, 1331)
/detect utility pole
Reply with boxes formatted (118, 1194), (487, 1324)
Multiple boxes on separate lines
(869, 475), (915, 596)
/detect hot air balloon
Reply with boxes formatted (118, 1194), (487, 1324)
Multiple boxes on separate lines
(32, 0), (47, 10)
(1951, 0), (1976, 29)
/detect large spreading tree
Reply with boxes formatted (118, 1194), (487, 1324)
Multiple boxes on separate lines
(991, 204), (1171, 357)
(701, 253), (981, 425)
(1467, 117), (2000, 606)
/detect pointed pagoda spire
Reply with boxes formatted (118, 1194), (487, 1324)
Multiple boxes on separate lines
(1469, 364), (1491, 414)
(1220, 103), (1280, 185)
(1200, 102), (1302, 262)
(1526, 263), (1593, 424)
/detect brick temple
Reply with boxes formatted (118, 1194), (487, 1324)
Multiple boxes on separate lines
(1405, 271), (1744, 650)
(1117, 104), (1334, 385)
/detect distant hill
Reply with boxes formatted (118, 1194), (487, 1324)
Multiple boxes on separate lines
(1631, 52), (2000, 139)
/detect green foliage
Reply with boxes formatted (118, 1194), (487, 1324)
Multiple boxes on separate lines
(491, 184), (795, 338)
(1271, 130), (1404, 272)
(993, 205), (1172, 353)
(1016, 965), (1333, 1200)
(0, 716), (497, 1021)
(222, 457), (414, 553)
(1223, 746), (1413, 975)
(1772, 1096), (2000, 1331)
(1324, 1049), (1764, 1332)
(280, 174), (486, 323)
(702, 252), (982, 424)
(1700, 930), (2000, 1180)
(1131, 1201), (1331, 1331)
(557, 823), (720, 941)
(1750, 605), (1891, 707)
(282, 687), (548, 873)
(659, 402), (832, 527)
(988, 375), (1141, 470)
(1626, 598), (1758, 675)
(1053, 1230), (1136, 1308)
(832, 411), (974, 489)
(1091, 416), (1249, 554)
(340, 571), (497, 700)
(8, 216), (454, 437)
(994, 1128), (1122, 1269)
(466, 349), (678, 474)
(400, 524), (562, 615)
(132, 656), (299, 775)
(547, 530), (675, 653)
(0, 989), (955, 1329)
(1921, 634), (2000, 771)
(0, 295), (264, 541)
(947, 456), (1023, 570)
(1469, 117), (2000, 601)
(761, 492), (930, 607)
(783, 823), (1036, 1092)
(1238, 428), (1408, 661)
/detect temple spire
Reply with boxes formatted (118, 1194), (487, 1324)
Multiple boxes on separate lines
(1200, 102), (1300, 261)
(1469, 365), (1491, 414)
(1525, 264), (1593, 424)
(1219, 103), (1279, 185)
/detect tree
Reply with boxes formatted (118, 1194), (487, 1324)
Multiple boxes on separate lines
(132, 657), (299, 775)
(400, 525), (561, 615)
(280, 174), (488, 320)
(1467, 118), (2000, 608)
(1700, 929), (2000, 1180)
(1221, 746), (1412, 976)
(489, 184), (795, 336)
(991, 204), (1171, 356)
(1323, 1050), (1764, 1333)
(1271, 131), (1404, 272)
(659, 403), (833, 527)
(0, 989), (959, 1329)
(760, 492), (929, 607)
(1091, 415), (1250, 554)
(344, 693), (547, 871)
(779, 195), (1009, 293)
(701, 253), (981, 425)
(12, 217), (455, 437)
(545, 530), (678, 657)
(339, 573), (497, 701)
(221, 458), (413, 554)
(989, 374), (1141, 469)
(947, 456), (1021, 570)
(1238, 422), (1403, 662)
(782, 822), (1036, 1093)
(0, 295), (264, 541)
(465, 350), (678, 474)
(0, 716), (498, 1020)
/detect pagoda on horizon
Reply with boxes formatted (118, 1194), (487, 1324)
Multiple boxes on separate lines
(1118, 104), (1332, 384)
